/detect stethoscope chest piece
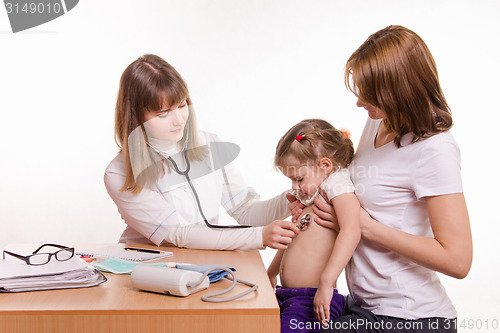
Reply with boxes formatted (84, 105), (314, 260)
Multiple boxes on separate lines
(298, 214), (311, 231)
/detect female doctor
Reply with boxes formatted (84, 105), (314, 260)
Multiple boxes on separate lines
(104, 54), (298, 250)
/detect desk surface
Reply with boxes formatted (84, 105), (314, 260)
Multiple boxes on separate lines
(0, 244), (280, 333)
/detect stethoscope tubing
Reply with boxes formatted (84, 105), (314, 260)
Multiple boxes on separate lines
(154, 145), (250, 229)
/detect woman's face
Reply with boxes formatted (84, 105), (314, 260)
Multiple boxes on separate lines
(143, 100), (189, 143)
(356, 98), (385, 120)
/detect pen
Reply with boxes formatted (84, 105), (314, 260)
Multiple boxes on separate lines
(124, 247), (164, 254)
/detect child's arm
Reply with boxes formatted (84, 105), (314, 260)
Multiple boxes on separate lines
(314, 192), (361, 325)
(267, 249), (285, 289)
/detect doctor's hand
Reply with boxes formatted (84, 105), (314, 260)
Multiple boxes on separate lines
(311, 196), (339, 232)
(263, 220), (299, 250)
(286, 192), (304, 224)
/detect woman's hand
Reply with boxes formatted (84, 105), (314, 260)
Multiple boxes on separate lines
(286, 192), (304, 223)
(311, 196), (339, 232)
(262, 220), (299, 250)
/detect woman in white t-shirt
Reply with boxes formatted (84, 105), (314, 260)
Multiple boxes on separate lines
(305, 26), (473, 332)
(105, 54), (299, 250)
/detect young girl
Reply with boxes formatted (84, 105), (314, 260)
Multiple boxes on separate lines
(104, 54), (299, 250)
(267, 119), (361, 332)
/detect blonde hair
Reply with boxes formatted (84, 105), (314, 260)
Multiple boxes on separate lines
(114, 54), (204, 192)
(275, 119), (354, 170)
(345, 25), (452, 147)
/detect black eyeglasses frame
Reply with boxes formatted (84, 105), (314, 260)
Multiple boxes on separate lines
(2, 243), (75, 266)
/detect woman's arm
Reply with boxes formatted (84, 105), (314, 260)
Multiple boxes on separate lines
(165, 223), (265, 250)
(105, 157), (298, 250)
(164, 222), (294, 250)
(230, 191), (290, 227)
(218, 160), (290, 227)
(313, 192), (473, 279)
(360, 192), (472, 279)
(216, 161), (301, 248)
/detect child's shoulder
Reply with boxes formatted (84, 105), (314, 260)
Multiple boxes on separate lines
(329, 168), (352, 183)
(321, 168), (355, 200)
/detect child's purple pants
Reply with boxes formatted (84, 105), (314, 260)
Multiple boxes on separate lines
(276, 286), (345, 333)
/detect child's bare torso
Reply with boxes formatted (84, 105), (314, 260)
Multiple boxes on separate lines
(280, 205), (338, 288)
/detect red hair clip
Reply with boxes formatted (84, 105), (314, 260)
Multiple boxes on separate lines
(296, 134), (304, 142)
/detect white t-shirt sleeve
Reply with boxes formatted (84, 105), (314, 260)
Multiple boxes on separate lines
(320, 168), (355, 201)
(413, 134), (463, 199)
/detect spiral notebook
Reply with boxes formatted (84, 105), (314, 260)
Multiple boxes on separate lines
(76, 246), (172, 262)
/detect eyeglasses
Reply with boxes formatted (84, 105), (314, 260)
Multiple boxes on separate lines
(2, 243), (75, 266)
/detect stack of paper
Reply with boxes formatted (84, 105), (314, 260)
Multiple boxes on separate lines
(0, 253), (107, 292)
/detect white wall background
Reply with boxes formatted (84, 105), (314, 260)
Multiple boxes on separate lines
(1, 0), (498, 326)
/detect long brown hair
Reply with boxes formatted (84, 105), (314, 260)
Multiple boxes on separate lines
(114, 54), (204, 192)
(345, 25), (452, 147)
(274, 119), (354, 170)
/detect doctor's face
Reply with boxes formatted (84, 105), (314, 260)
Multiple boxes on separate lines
(143, 100), (189, 143)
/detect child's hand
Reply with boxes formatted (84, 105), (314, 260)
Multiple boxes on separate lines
(314, 285), (334, 327)
(267, 271), (278, 289)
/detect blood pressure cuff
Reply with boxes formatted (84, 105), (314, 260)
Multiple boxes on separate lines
(175, 264), (236, 283)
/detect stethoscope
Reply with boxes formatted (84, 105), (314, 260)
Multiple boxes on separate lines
(147, 126), (250, 230)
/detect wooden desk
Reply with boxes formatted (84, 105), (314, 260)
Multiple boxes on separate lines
(0, 244), (279, 333)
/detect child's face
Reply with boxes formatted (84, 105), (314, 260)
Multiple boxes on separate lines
(280, 157), (330, 203)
